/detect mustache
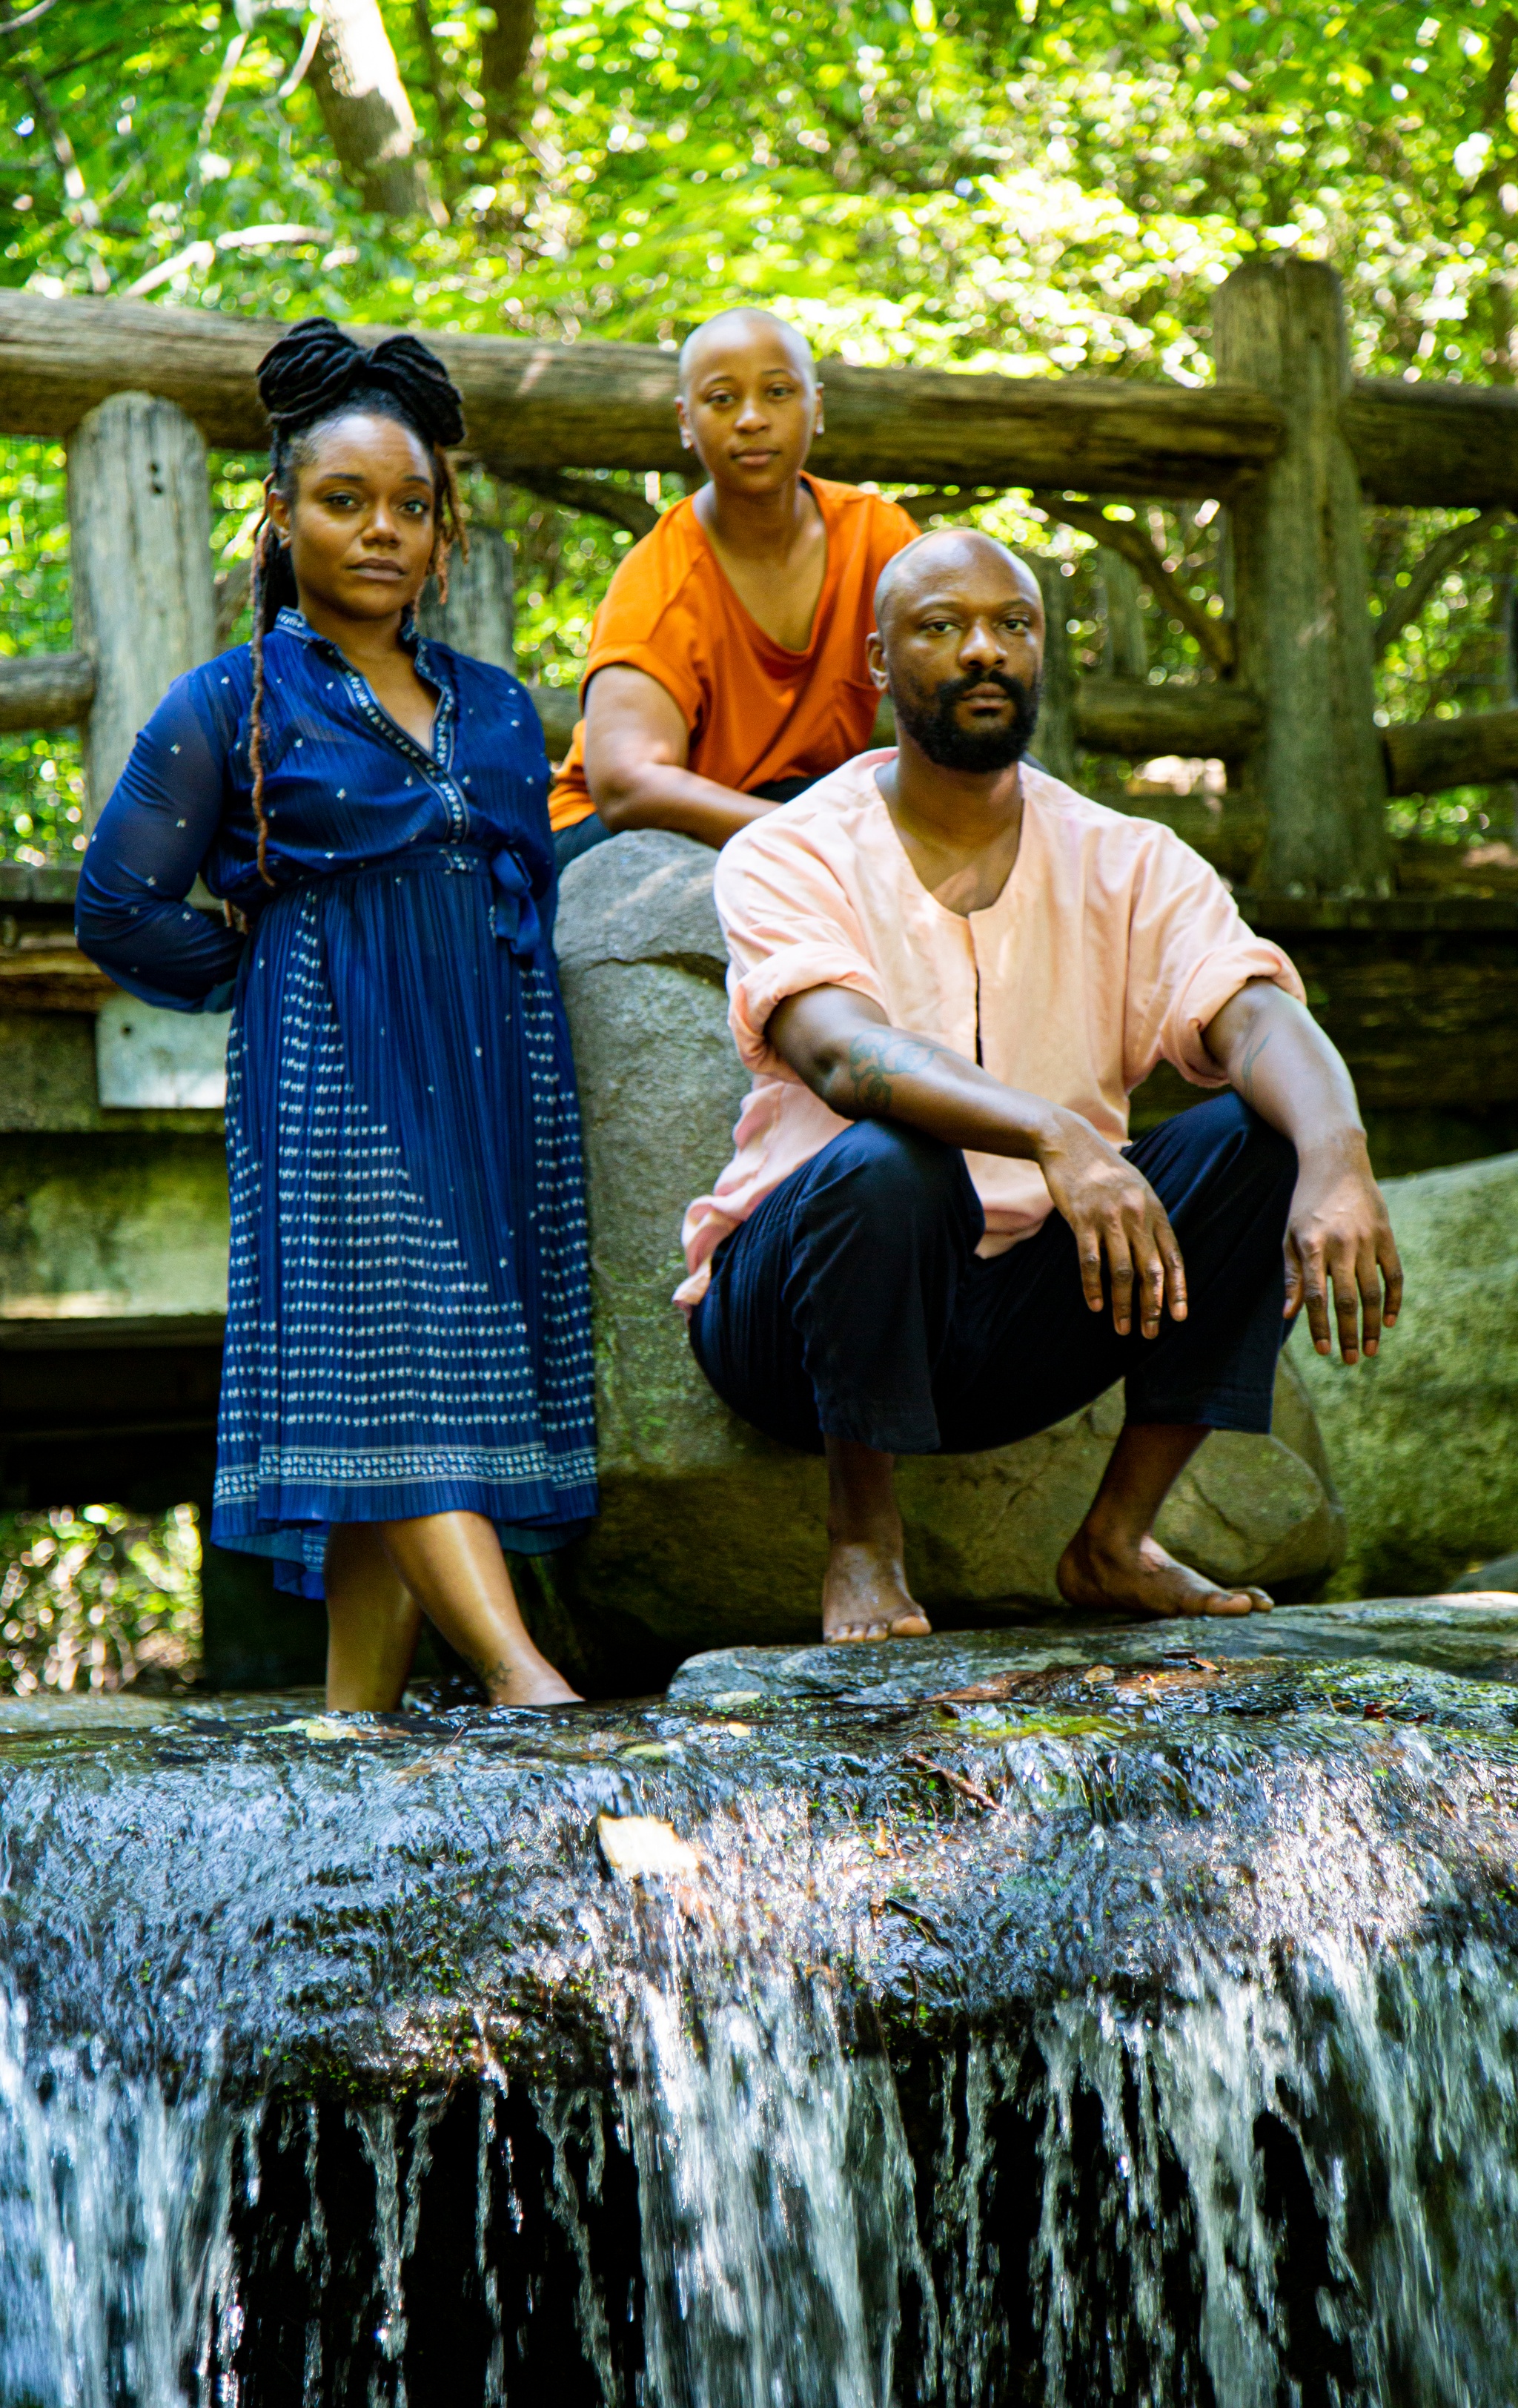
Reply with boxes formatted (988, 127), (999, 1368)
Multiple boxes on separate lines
(935, 666), (1032, 707)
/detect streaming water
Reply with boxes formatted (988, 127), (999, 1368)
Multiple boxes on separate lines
(0, 1598), (1517, 2404)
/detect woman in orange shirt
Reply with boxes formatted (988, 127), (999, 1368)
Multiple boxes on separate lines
(550, 307), (919, 867)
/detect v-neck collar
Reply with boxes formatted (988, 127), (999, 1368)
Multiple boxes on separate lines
(275, 606), (453, 770)
(870, 763), (1034, 925)
(690, 474), (835, 665)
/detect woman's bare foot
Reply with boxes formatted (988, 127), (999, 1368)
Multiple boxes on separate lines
(1057, 1526), (1271, 1620)
(482, 1650), (583, 1708)
(823, 1540), (934, 1644)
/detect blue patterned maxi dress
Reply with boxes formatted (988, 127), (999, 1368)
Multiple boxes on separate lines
(75, 608), (597, 1598)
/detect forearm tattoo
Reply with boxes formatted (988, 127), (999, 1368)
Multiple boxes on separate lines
(843, 1030), (944, 1112)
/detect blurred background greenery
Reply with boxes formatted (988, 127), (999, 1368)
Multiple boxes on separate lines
(1, 0), (1514, 1676)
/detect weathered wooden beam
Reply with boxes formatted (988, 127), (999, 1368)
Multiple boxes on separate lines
(1213, 259), (1388, 895)
(0, 650), (94, 730)
(1073, 679), (1263, 759)
(0, 290), (1283, 496)
(1383, 704), (1518, 797)
(1345, 378), (1518, 509)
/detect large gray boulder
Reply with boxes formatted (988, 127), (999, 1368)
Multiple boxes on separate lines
(553, 830), (1345, 1653)
(1296, 1150), (1518, 1598)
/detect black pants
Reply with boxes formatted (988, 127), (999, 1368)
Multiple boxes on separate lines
(689, 1093), (1297, 1456)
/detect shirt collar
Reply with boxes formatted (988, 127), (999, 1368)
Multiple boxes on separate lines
(273, 604), (451, 694)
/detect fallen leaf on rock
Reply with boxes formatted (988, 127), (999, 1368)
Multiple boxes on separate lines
(597, 1814), (701, 1881)
(927, 1669), (1064, 1707)
(393, 1747), (460, 1784)
(268, 1716), (354, 1743)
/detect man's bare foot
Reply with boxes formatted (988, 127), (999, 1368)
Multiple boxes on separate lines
(1057, 1526), (1272, 1621)
(823, 1541), (934, 1644)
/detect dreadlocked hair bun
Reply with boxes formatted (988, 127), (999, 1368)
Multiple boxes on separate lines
(256, 317), (466, 451)
(244, 318), (469, 888)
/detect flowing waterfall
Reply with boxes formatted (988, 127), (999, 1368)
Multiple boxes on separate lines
(0, 1607), (1516, 2401)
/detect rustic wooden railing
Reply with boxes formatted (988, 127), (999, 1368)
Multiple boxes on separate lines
(0, 256), (1514, 901)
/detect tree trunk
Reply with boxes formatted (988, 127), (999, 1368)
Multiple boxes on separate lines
(480, 0), (537, 142)
(1213, 259), (1388, 895)
(308, 0), (440, 219)
(1030, 557), (1076, 784)
(415, 527), (514, 669)
(67, 394), (217, 823)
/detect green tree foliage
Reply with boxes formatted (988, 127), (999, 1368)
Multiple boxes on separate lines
(0, 1504), (201, 1694)
(0, 3), (1511, 1667)
(0, 0), (1511, 866)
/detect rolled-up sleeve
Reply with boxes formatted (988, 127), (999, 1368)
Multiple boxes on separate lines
(75, 664), (246, 1013)
(713, 822), (887, 1074)
(1124, 826), (1305, 1089)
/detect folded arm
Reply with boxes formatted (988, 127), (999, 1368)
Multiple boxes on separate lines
(74, 673), (245, 1013)
(768, 984), (1187, 1340)
(1202, 977), (1402, 1362)
(583, 665), (777, 850)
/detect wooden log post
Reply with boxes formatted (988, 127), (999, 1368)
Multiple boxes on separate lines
(1213, 261), (1388, 894)
(1098, 547), (1148, 680)
(415, 525), (514, 669)
(67, 392), (217, 823)
(1030, 556), (1077, 784)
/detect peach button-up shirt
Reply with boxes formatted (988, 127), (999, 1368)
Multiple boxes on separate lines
(677, 752), (1304, 1307)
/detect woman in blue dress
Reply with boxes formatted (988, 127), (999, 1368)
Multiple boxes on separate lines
(76, 320), (596, 1709)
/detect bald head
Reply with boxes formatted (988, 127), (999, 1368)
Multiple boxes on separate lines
(675, 307), (823, 495)
(874, 529), (1040, 638)
(677, 307), (815, 394)
(868, 529), (1045, 776)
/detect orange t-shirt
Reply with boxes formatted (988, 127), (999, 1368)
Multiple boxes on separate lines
(548, 476), (921, 833)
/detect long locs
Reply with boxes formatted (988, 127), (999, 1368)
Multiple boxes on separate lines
(247, 513), (277, 888)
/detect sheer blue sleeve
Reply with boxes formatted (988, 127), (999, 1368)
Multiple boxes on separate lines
(74, 661), (248, 1013)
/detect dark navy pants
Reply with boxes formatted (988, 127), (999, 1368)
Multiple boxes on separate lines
(689, 1092), (1298, 1457)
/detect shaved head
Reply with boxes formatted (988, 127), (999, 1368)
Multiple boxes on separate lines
(869, 529), (1045, 775)
(678, 307), (816, 394)
(874, 529), (1039, 636)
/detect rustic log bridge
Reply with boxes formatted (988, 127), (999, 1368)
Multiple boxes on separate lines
(1, 269), (1515, 884)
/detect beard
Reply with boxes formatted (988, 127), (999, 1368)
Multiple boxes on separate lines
(891, 665), (1043, 773)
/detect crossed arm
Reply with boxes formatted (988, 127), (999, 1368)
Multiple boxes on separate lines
(583, 666), (775, 848)
(767, 978), (1402, 1363)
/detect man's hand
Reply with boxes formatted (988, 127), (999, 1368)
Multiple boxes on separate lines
(1203, 980), (1404, 1366)
(1284, 1135), (1402, 1363)
(1038, 1110), (1187, 1339)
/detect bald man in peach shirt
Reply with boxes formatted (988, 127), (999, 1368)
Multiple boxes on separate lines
(683, 531), (1402, 1644)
